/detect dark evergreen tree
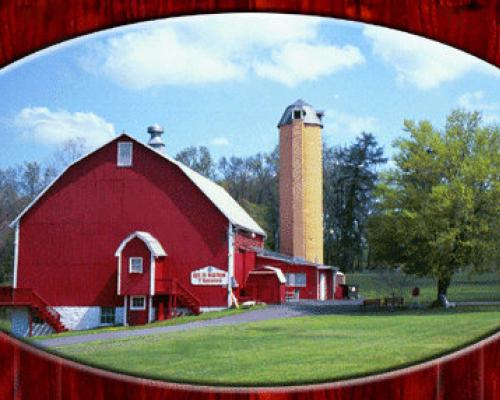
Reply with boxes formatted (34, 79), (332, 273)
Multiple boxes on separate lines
(323, 132), (386, 271)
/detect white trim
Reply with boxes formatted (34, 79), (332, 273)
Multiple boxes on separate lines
(256, 266), (286, 284)
(117, 141), (133, 167)
(117, 254), (122, 295)
(13, 222), (19, 288)
(150, 254), (155, 296)
(115, 231), (166, 257)
(9, 134), (265, 237)
(200, 306), (227, 312)
(129, 257), (144, 274)
(227, 223), (235, 308)
(148, 296), (153, 323)
(130, 295), (146, 310)
(123, 296), (128, 326)
(319, 272), (327, 301)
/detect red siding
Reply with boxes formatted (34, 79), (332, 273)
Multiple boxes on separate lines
(233, 231), (263, 294)
(17, 136), (229, 307)
(245, 272), (285, 304)
(120, 238), (151, 296)
(256, 256), (319, 300)
(126, 295), (149, 326)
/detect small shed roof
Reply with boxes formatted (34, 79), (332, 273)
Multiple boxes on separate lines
(115, 231), (167, 257)
(258, 265), (286, 283)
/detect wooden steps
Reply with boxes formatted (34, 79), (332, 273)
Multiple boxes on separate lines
(0, 287), (68, 333)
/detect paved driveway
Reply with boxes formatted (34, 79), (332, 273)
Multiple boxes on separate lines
(36, 305), (314, 348)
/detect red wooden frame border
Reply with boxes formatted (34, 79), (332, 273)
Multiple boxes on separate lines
(0, 1), (499, 399)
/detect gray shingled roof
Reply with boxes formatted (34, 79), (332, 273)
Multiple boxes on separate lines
(253, 247), (338, 270)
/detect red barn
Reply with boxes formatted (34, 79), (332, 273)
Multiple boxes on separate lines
(2, 105), (342, 337)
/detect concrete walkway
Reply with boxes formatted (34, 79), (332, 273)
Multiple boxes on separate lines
(36, 305), (314, 348)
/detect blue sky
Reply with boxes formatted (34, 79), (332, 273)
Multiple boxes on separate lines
(0, 14), (498, 169)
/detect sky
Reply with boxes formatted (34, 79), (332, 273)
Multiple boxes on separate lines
(0, 13), (499, 169)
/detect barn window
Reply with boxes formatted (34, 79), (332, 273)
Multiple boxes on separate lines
(285, 273), (306, 287)
(100, 307), (115, 324)
(129, 257), (143, 273)
(130, 296), (146, 310)
(117, 142), (133, 166)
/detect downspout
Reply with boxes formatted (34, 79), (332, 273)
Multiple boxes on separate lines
(149, 254), (155, 323)
(117, 254), (121, 295)
(227, 222), (235, 308)
(13, 222), (19, 288)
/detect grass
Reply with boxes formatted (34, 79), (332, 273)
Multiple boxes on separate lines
(0, 318), (10, 332)
(348, 271), (500, 304)
(51, 306), (500, 386)
(31, 305), (263, 340)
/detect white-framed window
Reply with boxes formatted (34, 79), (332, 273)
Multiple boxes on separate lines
(129, 257), (143, 273)
(130, 296), (146, 310)
(100, 307), (115, 324)
(285, 273), (306, 287)
(117, 142), (133, 167)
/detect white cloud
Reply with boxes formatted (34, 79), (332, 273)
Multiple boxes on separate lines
(363, 26), (500, 90)
(82, 14), (364, 89)
(254, 43), (364, 87)
(14, 107), (115, 147)
(325, 110), (379, 141)
(457, 91), (500, 123)
(210, 136), (230, 146)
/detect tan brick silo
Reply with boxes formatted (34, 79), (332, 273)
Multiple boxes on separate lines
(278, 100), (324, 264)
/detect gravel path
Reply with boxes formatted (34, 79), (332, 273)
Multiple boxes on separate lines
(36, 305), (312, 348)
(35, 300), (499, 348)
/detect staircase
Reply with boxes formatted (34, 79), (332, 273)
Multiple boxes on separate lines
(0, 287), (68, 333)
(175, 281), (201, 315)
(155, 279), (201, 316)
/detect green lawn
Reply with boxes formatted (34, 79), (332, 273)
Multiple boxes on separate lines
(0, 318), (10, 332)
(348, 271), (500, 304)
(52, 307), (500, 386)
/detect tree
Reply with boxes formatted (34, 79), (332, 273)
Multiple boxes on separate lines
(175, 146), (217, 179)
(367, 110), (499, 303)
(49, 137), (89, 173)
(323, 133), (386, 270)
(0, 138), (89, 284)
(218, 147), (279, 250)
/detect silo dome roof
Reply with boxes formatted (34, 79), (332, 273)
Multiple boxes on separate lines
(277, 99), (324, 128)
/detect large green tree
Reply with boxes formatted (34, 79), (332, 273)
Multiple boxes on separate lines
(218, 148), (279, 250)
(368, 110), (499, 302)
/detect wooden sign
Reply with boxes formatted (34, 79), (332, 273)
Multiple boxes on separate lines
(191, 266), (228, 286)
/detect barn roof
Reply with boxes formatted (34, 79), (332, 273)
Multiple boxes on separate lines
(115, 231), (167, 257)
(168, 155), (266, 237)
(10, 134), (267, 237)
